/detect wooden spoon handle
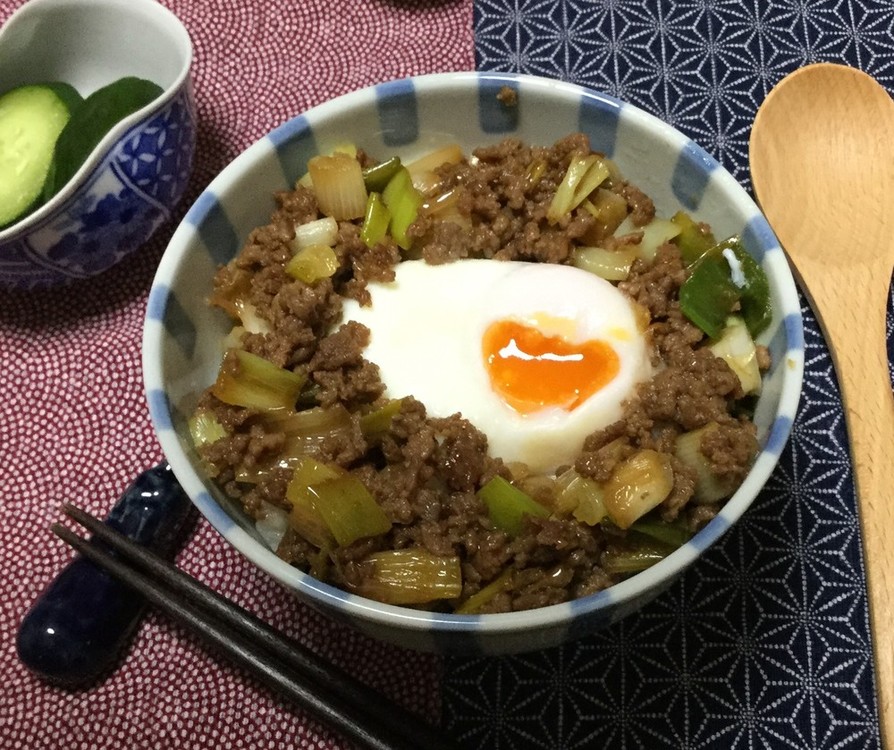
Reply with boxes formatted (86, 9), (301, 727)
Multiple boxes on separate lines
(810, 269), (894, 743)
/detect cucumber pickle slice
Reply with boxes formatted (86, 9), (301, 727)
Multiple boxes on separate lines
(0, 83), (82, 228)
(43, 77), (163, 201)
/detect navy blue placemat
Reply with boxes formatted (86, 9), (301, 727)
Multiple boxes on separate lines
(444, 3), (893, 747)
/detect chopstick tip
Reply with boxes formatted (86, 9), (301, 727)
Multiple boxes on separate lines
(50, 522), (81, 546)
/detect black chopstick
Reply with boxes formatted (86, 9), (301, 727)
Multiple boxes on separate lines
(59, 503), (439, 740)
(53, 505), (458, 750)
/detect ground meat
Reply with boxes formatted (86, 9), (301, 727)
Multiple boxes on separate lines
(429, 415), (495, 492)
(308, 321), (385, 409)
(336, 223), (401, 305)
(700, 419), (759, 485)
(638, 352), (742, 431)
(409, 133), (598, 267)
(618, 182), (656, 226)
(194, 133), (767, 614)
(620, 243), (688, 320)
(659, 457), (698, 522)
(496, 85), (518, 107)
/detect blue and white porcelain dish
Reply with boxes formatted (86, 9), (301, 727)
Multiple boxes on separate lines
(143, 71), (804, 655)
(0, 0), (195, 289)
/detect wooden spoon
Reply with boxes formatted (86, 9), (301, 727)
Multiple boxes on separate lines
(750, 62), (894, 745)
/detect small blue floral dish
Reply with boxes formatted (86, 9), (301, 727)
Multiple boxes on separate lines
(0, 0), (195, 289)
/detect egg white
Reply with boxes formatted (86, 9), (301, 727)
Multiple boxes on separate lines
(341, 259), (652, 473)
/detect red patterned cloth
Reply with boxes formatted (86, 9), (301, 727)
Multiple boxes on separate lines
(0, 1), (473, 747)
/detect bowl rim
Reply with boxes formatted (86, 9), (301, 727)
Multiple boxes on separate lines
(0, 0), (194, 242)
(144, 70), (805, 638)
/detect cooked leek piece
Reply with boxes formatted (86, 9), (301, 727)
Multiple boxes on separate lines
(362, 156), (403, 193)
(613, 214), (679, 258)
(478, 476), (551, 536)
(291, 454), (342, 485)
(709, 316), (762, 395)
(285, 244), (339, 284)
(359, 192), (391, 248)
(359, 398), (403, 439)
(571, 245), (639, 281)
(421, 188), (470, 229)
(235, 300), (270, 335)
(423, 187), (459, 215)
(209, 272), (271, 334)
(674, 423), (738, 504)
(671, 210), (716, 265)
(296, 144), (357, 188)
(603, 449), (674, 529)
(307, 543), (335, 581)
(189, 408), (227, 447)
(635, 217), (682, 262)
(525, 158), (547, 190)
(286, 460), (337, 549)
(236, 406), (355, 482)
(455, 569), (514, 614)
(353, 549), (462, 605)
(554, 470), (607, 525)
(211, 349), (306, 410)
(629, 518), (691, 548)
(287, 493), (333, 543)
(265, 402), (353, 445)
(256, 501), (290, 550)
(602, 539), (672, 575)
(603, 156), (623, 185)
(382, 166), (422, 250)
(517, 474), (558, 507)
(308, 475), (391, 547)
(223, 325), (247, 350)
(405, 143), (464, 193)
(581, 187), (628, 238)
(547, 153), (610, 223)
(291, 216), (339, 251)
(308, 152), (368, 220)
(553, 467), (580, 514)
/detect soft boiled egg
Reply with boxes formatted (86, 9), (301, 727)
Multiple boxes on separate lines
(341, 259), (652, 474)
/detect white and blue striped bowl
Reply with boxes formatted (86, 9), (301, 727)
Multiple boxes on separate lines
(143, 72), (804, 655)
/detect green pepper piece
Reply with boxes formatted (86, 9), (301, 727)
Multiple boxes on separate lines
(478, 476), (550, 536)
(679, 235), (772, 339)
(679, 245), (741, 339)
(730, 241), (773, 337)
(362, 156), (403, 193)
(671, 210), (717, 265)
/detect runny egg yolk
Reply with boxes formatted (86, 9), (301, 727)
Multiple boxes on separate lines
(482, 319), (621, 414)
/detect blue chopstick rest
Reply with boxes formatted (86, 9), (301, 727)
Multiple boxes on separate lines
(16, 463), (195, 686)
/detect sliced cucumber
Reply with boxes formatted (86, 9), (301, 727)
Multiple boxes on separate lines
(0, 83), (83, 228)
(43, 76), (164, 200)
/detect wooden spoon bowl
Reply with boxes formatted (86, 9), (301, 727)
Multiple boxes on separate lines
(750, 62), (894, 745)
